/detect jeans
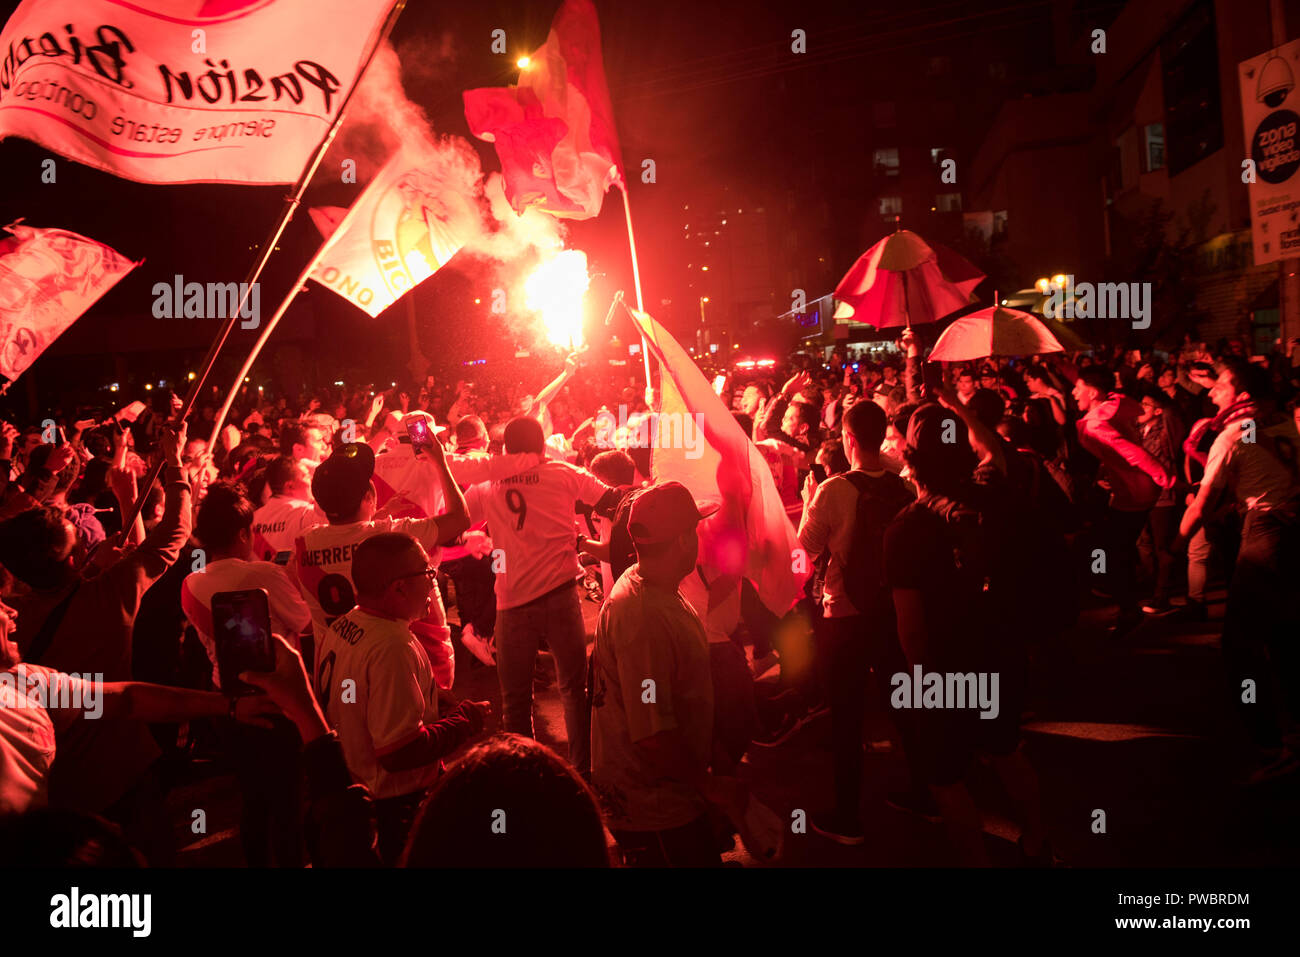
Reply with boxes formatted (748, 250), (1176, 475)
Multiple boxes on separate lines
(1222, 504), (1300, 747)
(1103, 507), (1150, 616)
(496, 582), (591, 775)
(216, 716), (303, 868)
(442, 554), (497, 637)
(1141, 505), (1181, 606)
(709, 640), (759, 769)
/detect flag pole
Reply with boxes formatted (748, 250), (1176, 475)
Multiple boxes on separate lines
(120, 0), (408, 532)
(206, 191), (373, 449)
(618, 182), (656, 404)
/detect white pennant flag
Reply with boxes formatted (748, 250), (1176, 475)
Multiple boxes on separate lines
(308, 148), (479, 318)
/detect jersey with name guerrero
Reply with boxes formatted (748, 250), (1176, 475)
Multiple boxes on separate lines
(464, 460), (611, 610)
(290, 516), (454, 687)
(314, 608), (441, 799)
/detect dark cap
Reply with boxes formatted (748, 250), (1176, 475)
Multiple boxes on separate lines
(628, 481), (719, 545)
(311, 442), (375, 520)
(905, 402), (976, 487)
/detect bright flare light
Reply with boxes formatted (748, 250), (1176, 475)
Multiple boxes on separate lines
(525, 249), (590, 350)
(517, 56), (531, 69)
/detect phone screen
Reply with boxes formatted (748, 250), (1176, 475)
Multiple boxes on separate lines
(211, 589), (273, 695)
(405, 417), (431, 447)
(922, 362), (944, 398)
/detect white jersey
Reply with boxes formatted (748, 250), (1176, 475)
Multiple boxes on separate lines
(181, 558), (313, 689)
(251, 496), (325, 563)
(315, 608), (441, 799)
(464, 459), (611, 610)
(289, 515), (455, 688)
(372, 445), (543, 521)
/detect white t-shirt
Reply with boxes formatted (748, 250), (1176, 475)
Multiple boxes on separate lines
(181, 558), (313, 690)
(463, 460), (612, 610)
(1203, 418), (1300, 511)
(314, 607), (441, 799)
(252, 496), (325, 563)
(289, 516), (454, 688)
(0, 665), (87, 814)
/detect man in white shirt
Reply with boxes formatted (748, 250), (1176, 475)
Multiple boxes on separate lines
(251, 455), (326, 563)
(1179, 357), (1300, 778)
(181, 481), (313, 867)
(463, 416), (620, 776)
(290, 440), (469, 692)
(315, 531), (490, 863)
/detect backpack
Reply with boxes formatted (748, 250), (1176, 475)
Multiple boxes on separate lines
(842, 470), (916, 616)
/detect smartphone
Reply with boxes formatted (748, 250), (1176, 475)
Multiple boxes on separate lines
(211, 588), (274, 695)
(921, 361), (944, 397)
(405, 416), (432, 448)
(811, 463), (827, 484)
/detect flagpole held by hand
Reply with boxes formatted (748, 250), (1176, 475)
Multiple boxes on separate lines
(618, 183), (656, 406)
(118, 0), (410, 533)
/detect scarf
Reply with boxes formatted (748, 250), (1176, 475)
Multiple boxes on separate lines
(1183, 397), (1255, 469)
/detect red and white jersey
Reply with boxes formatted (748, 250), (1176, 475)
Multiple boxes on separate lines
(289, 516), (455, 688)
(251, 496), (325, 562)
(314, 607), (441, 799)
(180, 558), (312, 690)
(464, 460), (611, 610)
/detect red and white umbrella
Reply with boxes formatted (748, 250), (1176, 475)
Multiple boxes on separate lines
(833, 225), (983, 328)
(928, 305), (1065, 362)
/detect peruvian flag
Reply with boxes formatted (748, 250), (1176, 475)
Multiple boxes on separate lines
(627, 306), (809, 617)
(463, 0), (624, 219)
(0, 222), (139, 384)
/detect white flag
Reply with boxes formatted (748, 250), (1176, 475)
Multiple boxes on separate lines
(0, 0), (394, 185)
(628, 307), (809, 617)
(308, 148), (479, 318)
(0, 221), (138, 383)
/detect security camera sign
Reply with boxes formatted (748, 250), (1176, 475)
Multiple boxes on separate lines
(1240, 38), (1300, 265)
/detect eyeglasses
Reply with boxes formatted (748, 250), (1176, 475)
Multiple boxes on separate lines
(389, 566), (438, 587)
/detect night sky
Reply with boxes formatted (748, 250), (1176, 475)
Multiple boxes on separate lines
(0, 0), (1074, 409)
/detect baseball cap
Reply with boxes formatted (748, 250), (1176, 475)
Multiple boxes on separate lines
(905, 402), (976, 486)
(628, 481), (719, 545)
(312, 442), (375, 520)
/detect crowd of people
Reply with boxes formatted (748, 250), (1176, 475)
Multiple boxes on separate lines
(0, 325), (1297, 867)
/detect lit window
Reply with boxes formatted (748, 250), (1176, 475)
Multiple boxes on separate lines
(873, 148), (899, 176)
(879, 195), (902, 217)
(1142, 123), (1165, 172)
(934, 192), (962, 212)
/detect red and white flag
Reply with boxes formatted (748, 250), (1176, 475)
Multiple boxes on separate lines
(308, 148), (480, 318)
(463, 0), (624, 219)
(0, 0), (395, 185)
(628, 307), (808, 617)
(0, 221), (139, 383)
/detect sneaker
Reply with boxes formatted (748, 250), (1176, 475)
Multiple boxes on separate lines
(1141, 601), (1172, 616)
(460, 624), (496, 667)
(884, 789), (942, 823)
(811, 810), (865, 846)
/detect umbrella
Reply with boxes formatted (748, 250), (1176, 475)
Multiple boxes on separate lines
(833, 224), (983, 328)
(928, 305), (1065, 362)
